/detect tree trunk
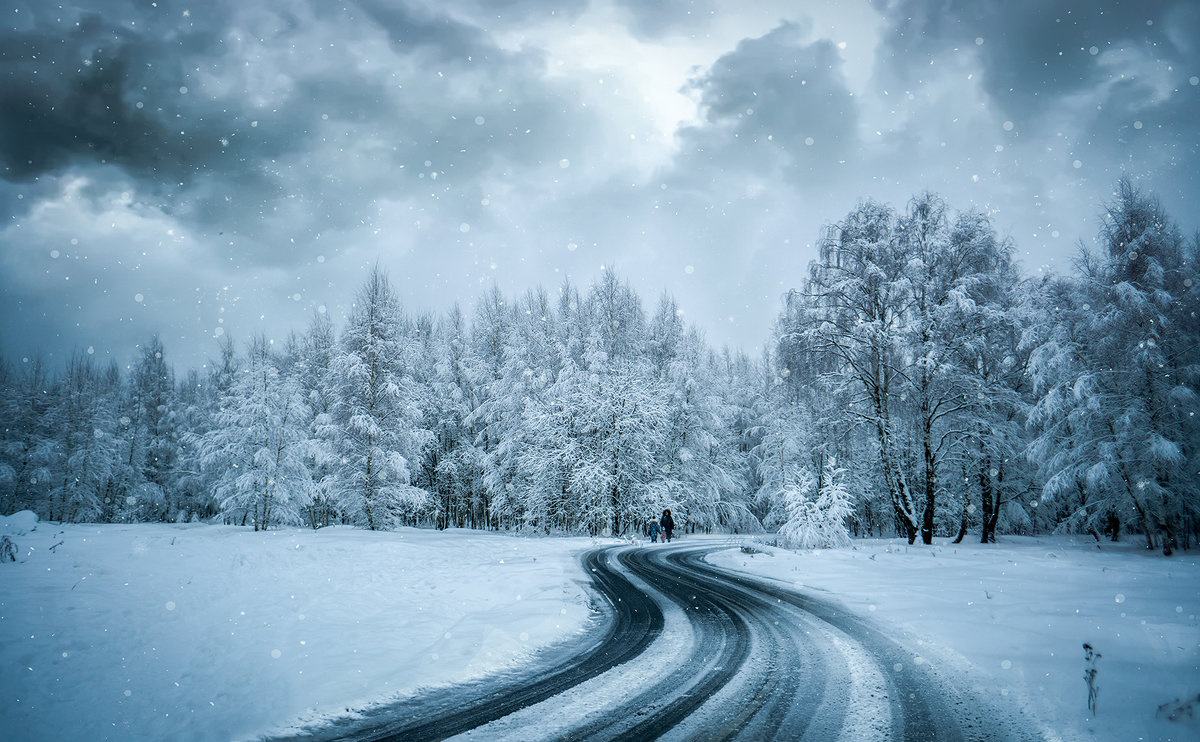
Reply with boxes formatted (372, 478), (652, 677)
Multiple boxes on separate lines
(953, 488), (969, 544)
(876, 417), (918, 543)
(921, 414), (936, 544)
(979, 455), (995, 544)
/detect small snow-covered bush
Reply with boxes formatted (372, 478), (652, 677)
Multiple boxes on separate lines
(778, 460), (853, 550)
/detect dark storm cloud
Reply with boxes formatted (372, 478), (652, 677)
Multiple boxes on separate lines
(0, 1), (302, 240)
(1, 0), (1196, 371)
(676, 22), (858, 183)
(0, 10), (230, 182)
(869, 0), (1200, 210)
(870, 0), (1193, 116)
(0, 0), (605, 266)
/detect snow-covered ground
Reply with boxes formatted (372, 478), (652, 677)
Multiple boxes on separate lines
(0, 513), (597, 741)
(710, 536), (1200, 742)
(3, 513), (1197, 742)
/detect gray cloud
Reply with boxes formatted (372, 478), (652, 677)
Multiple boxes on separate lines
(676, 22), (859, 182)
(611, 0), (722, 39)
(0, 0), (1196, 371)
(868, 0), (1200, 216)
(870, 0), (1182, 109)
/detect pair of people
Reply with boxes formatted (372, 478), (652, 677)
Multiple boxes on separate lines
(649, 509), (675, 543)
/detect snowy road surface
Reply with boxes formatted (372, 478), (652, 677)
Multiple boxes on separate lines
(285, 542), (1038, 741)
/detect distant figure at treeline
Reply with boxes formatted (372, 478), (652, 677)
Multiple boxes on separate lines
(661, 509), (675, 543)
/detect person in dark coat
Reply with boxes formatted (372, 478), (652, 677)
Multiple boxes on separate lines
(661, 509), (675, 542)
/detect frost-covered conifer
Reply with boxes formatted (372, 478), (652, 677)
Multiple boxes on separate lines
(46, 353), (119, 522)
(331, 267), (432, 529)
(196, 337), (313, 530)
(1028, 179), (1198, 553)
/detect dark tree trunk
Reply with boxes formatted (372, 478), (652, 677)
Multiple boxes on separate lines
(921, 431), (936, 545)
(979, 457), (995, 544)
(953, 496), (969, 544)
(1105, 511), (1121, 542)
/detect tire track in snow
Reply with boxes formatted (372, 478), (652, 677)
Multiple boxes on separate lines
(280, 548), (662, 742)
(282, 542), (1039, 741)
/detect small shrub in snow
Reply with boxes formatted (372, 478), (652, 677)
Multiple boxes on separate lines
(778, 460), (853, 550)
(1083, 642), (1101, 714)
(1156, 693), (1200, 724)
(0, 535), (16, 563)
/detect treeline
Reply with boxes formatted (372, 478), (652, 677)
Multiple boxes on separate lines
(772, 180), (1198, 553)
(0, 179), (1196, 550)
(0, 267), (761, 536)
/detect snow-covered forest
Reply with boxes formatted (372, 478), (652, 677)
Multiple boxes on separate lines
(2, 180), (1196, 552)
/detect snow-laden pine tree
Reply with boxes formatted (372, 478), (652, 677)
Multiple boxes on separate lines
(778, 458), (853, 549)
(297, 311), (340, 528)
(428, 303), (488, 529)
(567, 345), (669, 536)
(662, 330), (752, 532)
(108, 338), (180, 522)
(0, 356), (54, 515)
(505, 355), (577, 531)
(1029, 180), (1198, 553)
(137, 336), (181, 520)
(173, 367), (219, 523)
(45, 353), (119, 522)
(478, 287), (564, 531)
(573, 274), (668, 535)
(196, 337), (314, 530)
(331, 267), (433, 530)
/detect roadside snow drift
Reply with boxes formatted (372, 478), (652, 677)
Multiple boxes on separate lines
(0, 514), (595, 741)
(710, 536), (1200, 742)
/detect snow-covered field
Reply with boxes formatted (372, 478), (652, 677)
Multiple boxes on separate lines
(0, 513), (597, 741)
(710, 536), (1200, 742)
(3, 513), (1197, 742)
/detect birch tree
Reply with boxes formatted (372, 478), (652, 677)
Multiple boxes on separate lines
(798, 203), (922, 542)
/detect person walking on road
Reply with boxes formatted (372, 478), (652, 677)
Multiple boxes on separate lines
(649, 518), (660, 543)
(661, 509), (675, 543)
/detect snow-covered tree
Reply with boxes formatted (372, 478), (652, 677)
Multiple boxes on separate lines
(1028, 180), (1199, 553)
(297, 311), (341, 528)
(106, 337), (181, 522)
(331, 267), (433, 529)
(45, 354), (119, 522)
(196, 337), (314, 530)
(661, 331), (752, 532)
(0, 356), (54, 516)
(427, 303), (488, 529)
(797, 202), (922, 542)
(778, 458), (853, 549)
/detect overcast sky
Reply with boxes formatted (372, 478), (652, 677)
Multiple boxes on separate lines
(2, 0), (1197, 371)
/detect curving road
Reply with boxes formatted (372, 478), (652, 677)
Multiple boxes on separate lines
(283, 542), (1039, 741)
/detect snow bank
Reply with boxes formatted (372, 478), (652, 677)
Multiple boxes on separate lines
(0, 509), (39, 537)
(710, 536), (1200, 742)
(0, 518), (597, 741)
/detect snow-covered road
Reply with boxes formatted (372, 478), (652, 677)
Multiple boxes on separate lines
(288, 543), (1039, 741)
(5, 519), (1192, 741)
